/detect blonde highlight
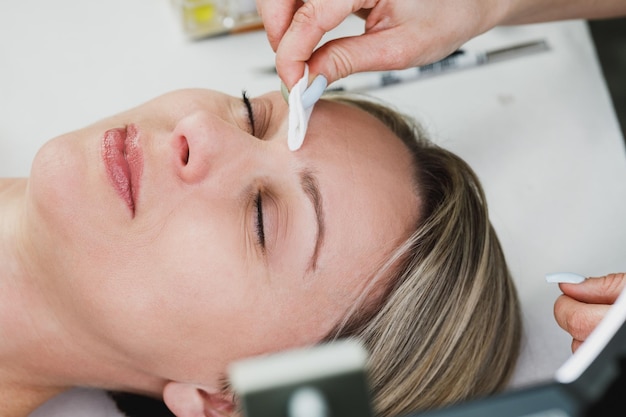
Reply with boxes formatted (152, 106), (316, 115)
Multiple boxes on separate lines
(323, 92), (522, 417)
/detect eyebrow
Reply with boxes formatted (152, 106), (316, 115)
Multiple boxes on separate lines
(300, 169), (325, 271)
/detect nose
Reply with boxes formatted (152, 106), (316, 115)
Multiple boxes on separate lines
(171, 111), (247, 184)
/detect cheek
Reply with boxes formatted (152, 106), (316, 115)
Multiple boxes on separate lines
(124, 210), (254, 322)
(55, 214), (255, 363)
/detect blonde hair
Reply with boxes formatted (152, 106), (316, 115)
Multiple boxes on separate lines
(323, 93), (522, 417)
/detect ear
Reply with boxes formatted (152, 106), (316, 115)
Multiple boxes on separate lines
(163, 381), (235, 417)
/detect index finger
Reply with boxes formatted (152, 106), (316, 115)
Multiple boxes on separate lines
(276, 0), (370, 88)
(257, 0), (302, 52)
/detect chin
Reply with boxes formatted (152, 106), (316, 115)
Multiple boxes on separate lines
(28, 131), (116, 256)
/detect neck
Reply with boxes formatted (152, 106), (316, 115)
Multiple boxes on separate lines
(0, 385), (64, 417)
(0, 179), (165, 416)
(0, 178), (62, 416)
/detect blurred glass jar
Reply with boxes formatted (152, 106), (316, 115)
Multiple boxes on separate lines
(172, 0), (263, 39)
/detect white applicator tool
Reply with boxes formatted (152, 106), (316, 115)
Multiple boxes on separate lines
(546, 272), (587, 284)
(285, 64), (327, 151)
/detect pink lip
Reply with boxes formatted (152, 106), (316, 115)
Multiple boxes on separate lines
(102, 124), (143, 216)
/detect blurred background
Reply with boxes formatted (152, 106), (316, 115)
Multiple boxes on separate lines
(0, 1), (624, 416)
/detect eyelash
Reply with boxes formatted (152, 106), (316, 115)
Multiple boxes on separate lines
(254, 191), (266, 249)
(241, 90), (255, 136)
(242, 91), (266, 250)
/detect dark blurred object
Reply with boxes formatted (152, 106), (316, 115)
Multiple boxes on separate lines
(588, 17), (626, 141)
(108, 391), (175, 417)
(584, 356), (626, 416)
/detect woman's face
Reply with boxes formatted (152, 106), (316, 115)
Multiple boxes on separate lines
(25, 89), (419, 388)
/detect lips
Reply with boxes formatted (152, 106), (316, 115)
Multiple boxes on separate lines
(102, 124), (143, 216)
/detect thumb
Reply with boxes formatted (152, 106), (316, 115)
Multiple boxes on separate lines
(306, 28), (445, 86)
(559, 273), (626, 305)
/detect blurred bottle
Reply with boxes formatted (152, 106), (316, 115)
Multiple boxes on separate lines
(172, 0), (263, 39)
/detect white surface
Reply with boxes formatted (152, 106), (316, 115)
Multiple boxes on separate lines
(28, 389), (122, 417)
(1, 1), (623, 415)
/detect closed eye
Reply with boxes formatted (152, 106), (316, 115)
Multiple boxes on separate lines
(242, 90), (255, 136)
(254, 191), (265, 249)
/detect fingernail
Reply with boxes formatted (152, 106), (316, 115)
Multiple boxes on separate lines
(302, 75), (327, 109)
(281, 81), (290, 103)
(546, 272), (587, 284)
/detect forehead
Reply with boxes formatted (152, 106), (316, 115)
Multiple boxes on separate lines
(301, 98), (420, 288)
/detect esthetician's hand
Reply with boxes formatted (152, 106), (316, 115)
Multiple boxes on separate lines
(553, 273), (626, 353)
(256, 0), (505, 88)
